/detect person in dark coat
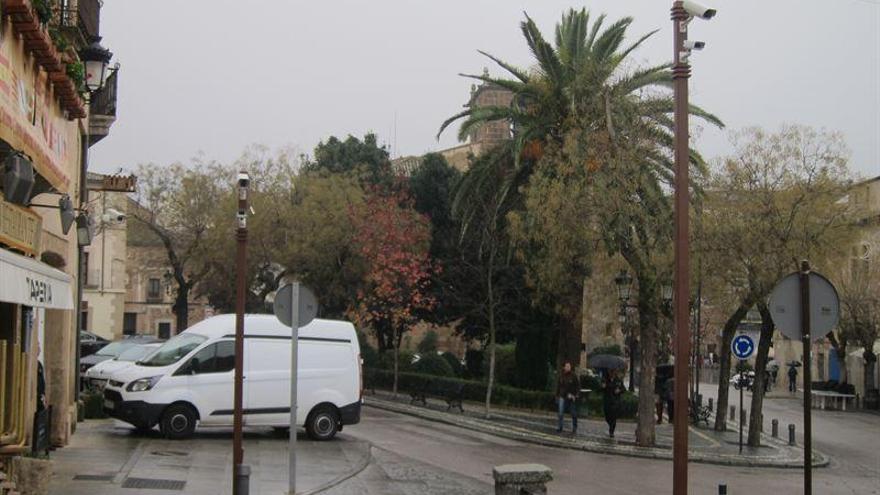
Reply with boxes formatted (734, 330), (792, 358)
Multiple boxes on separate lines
(663, 376), (675, 420)
(36, 338), (46, 412)
(601, 368), (625, 437)
(556, 361), (580, 434)
(788, 365), (798, 394)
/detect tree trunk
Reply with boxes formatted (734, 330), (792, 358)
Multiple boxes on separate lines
(865, 350), (877, 392)
(714, 301), (752, 431)
(485, 322), (496, 419)
(174, 285), (189, 334)
(747, 302), (774, 446)
(581, 276), (590, 367)
(635, 311), (657, 447)
(392, 327), (400, 397)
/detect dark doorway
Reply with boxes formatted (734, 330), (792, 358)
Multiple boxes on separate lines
(123, 312), (137, 335)
(158, 322), (171, 340)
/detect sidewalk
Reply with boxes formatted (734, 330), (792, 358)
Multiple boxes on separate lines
(365, 390), (828, 469)
(48, 420), (371, 495)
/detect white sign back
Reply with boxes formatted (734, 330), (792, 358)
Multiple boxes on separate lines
(768, 271), (839, 342)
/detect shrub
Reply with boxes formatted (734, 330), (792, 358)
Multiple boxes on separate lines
(363, 368), (637, 418)
(417, 330), (439, 354)
(483, 344), (517, 386)
(377, 350), (415, 372)
(82, 390), (107, 419)
(413, 352), (455, 377)
(440, 352), (464, 377)
(464, 349), (483, 379)
(360, 340), (380, 369)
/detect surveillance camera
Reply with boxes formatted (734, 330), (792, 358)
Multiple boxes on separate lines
(682, 0), (717, 20)
(102, 208), (126, 223)
(684, 40), (706, 51)
(237, 171), (250, 188)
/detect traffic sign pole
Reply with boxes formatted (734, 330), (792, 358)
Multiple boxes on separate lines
(800, 261), (812, 495)
(731, 335), (754, 456)
(288, 281), (300, 495)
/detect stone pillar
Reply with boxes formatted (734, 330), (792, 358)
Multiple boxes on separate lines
(493, 464), (553, 495)
(43, 309), (74, 446)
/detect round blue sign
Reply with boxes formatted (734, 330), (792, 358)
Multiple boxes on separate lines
(732, 334), (755, 360)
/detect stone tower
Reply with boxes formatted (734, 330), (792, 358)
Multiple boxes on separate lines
(466, 69), (514, 147)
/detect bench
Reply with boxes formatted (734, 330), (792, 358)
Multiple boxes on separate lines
(408, 380), (466, 413)
(810, 390), (856, 411)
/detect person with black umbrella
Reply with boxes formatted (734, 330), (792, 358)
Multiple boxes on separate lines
(601, 368), (625, 437)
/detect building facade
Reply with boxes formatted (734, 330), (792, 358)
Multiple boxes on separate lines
(0, 0), (117, 474)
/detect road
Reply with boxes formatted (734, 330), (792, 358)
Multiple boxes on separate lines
(345, 397), (879, 494)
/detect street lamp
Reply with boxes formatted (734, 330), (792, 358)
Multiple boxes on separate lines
(671, 2), (716, 495)
(80, 39), (113, 93)
(614, 270), (638, 392)
(233, 171), (250, 495)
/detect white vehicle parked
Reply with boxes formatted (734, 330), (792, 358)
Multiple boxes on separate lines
(84, 343), (162, 390)
(102, 314), (362, 440)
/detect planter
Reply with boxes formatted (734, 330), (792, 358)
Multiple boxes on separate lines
(11, 456), (53, 495)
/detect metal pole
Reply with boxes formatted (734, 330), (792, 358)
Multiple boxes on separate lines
(739, 370), (744, 454)
(671, 3), (691, 494)
(288, 282), (300, 495)
(800, 260), (812, 495)
(233, 173), (250, 495)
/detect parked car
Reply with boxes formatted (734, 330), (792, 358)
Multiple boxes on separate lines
(80, 336), (163, 377)
(102, 314), (362, 440)
(84, 343), (162, 390)
(80, 331), (110, 358)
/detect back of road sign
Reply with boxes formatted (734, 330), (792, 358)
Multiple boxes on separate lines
(273, 283), (318, 327)
(768, 272), (839, 342)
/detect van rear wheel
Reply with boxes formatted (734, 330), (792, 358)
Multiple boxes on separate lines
(161, 404), (197, 440)
(306, 406), (339, 441)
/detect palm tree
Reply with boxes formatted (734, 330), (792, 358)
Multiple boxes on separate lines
(439, 8), (723, 447)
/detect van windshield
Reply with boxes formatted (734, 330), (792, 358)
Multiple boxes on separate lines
(138, 334), (207, 367)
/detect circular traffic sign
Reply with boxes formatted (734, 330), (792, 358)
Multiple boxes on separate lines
(732, 334), (755, 360)
(768, 271), (839, 342)
(273, 283), (318, 327)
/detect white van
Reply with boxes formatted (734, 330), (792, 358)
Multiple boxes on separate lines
(102, 314), (362, 440)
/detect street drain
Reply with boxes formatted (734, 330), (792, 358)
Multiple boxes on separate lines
(73, 474), (114, 481)
(122, 477), (186, 490)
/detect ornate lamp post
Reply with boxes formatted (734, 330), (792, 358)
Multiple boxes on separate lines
(614, 270), (637, 391)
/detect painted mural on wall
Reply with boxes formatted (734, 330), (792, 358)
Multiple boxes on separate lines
(0, 18), (78, 192)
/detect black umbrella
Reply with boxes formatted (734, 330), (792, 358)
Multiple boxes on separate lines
(589, 354), (626, 370)
(787, 361), (802, 367)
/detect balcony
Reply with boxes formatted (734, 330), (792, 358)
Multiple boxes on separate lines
(88, 68), (117, 145)
(52, 0), (100, 46)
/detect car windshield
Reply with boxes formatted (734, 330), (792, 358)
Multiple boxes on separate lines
(138, 334), (207, 367)
(116, 345), (157, 362)
(95, 341), (137, 357)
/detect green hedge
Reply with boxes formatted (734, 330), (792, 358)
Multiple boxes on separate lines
(365, 368), (637, 418)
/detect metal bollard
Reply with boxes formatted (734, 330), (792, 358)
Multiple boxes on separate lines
(788, 424), (796, 446)
(708, 397), (714, 412)
(718, 484), (728, 495)
(772, 419), (779, 438)
(729, 406), (736, 422)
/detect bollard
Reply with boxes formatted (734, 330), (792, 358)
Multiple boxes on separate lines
(729, 406), (736, 422)
(708, 397), (714, 412)
(772, 419), (779, 438)
(696, 393), (703, 408)
(788, 424), (796, 446)
(493, 464), (552, 495)
(718, 484), (728, 495)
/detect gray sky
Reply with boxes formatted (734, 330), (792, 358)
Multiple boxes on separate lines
(92, 0), (879, 178)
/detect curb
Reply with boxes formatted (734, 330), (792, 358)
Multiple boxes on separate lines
(366, 398), (828, 469)
(302, 438), (373, 495)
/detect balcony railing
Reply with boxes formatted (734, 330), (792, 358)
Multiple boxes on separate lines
(53, 0), (100, 42)
(90, 68), (117, 117)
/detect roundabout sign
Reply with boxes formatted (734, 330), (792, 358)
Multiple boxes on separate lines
(731, 334), (755, 360)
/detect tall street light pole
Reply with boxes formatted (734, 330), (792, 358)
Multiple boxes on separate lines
(671, 2), (716, 494)
(233, 171), (251, 495)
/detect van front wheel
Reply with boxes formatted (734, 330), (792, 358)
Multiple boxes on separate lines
(306, 406), (339, 441)
(161, 404), (197, 439)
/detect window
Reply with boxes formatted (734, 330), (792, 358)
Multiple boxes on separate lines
(187, 341), (235, 374)
(140, 333), (208, 367)
(147, 278), (161, 300)
(123, 312), (137, 335)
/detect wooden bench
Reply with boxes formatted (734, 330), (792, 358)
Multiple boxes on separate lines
(810, 390), (856, 411)
(408, 380), (466, 413)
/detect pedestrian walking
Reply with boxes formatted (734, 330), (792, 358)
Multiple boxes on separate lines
(663, 375), (675, 420)
(556, 361), (580, 434)
(601, 369), (624, 437)
(788, 365), (798, 394)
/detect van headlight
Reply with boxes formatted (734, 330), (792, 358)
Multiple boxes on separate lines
(126, 376), (163, 392)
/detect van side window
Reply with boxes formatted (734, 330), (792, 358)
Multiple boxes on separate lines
(189, 341), (235, 374)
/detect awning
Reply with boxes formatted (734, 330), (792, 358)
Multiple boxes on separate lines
(0, 248), (73, 310)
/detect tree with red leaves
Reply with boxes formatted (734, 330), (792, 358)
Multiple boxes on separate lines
(349, 188), (437, 395)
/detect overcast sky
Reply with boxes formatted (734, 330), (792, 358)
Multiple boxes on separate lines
(90, 0), (879, 178)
